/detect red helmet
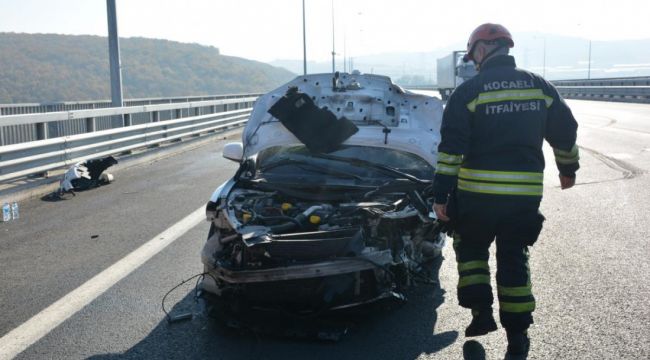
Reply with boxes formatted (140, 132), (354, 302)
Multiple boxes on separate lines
(463, 23), (514, 62)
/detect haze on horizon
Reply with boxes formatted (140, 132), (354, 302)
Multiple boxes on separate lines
(1, 0), (649, 64)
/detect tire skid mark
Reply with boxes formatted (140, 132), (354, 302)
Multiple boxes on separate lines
(567, 178), (629, 188)
(577, 113), (650, 135)
(579, 146), (646, 181)
(581, 121), (650, 136)
(602, 117), (617, 128)
(575, 113), (617, 128)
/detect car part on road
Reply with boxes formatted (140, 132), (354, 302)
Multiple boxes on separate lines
(161, 272), (219, 325)
(43, 156), (119, 200)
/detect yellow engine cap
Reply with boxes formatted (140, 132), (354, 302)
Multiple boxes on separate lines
(242, 213), (252, 223)
(309, 215), (321, 224)
(281, 203), (292, 211)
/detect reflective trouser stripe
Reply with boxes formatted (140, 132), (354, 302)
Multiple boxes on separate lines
(499, 301), (536, 313)
(499, 247), (535, 314)
(458, 260), (490, 273)
(438, 152), (463, 165)
(459, 168), (543, 184)
(498, 284), (533, 297)
(458, 179), (543, 196)
(458, 274), (491, 288)
(467, 89), (554, 112)
(554, 144), (580, 164)
(436, 163), (461, 176)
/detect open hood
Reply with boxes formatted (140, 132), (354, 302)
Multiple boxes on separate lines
(242, 72), (443, 166)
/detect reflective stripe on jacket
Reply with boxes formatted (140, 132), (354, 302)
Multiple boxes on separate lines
(433, 55), (579, 202)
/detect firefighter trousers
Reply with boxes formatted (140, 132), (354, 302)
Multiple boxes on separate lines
(452, 192), (544, 332)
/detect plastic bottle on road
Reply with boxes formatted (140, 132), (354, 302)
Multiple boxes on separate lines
(2, 203), (10, 222)
(11, 202), (19, 220)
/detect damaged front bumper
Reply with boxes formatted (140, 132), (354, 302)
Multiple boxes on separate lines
(200, 248), (404, 314)
(205, 249), (392, 285)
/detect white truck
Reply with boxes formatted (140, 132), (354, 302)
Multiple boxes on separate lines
(436, 50), (478, 100)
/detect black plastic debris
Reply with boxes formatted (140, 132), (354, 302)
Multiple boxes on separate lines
(268, 87), (358, 153)
(168, 312), (193, 324)
(69, 156), (118, 191)
(45, 156), (119, 200)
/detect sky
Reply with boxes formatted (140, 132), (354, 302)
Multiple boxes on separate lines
(1, 0), (650, 63)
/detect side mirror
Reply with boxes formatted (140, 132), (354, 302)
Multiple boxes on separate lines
(222, 142), (244, 162)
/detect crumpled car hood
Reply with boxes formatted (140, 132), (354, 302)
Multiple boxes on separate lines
(242, 73), (443, 166)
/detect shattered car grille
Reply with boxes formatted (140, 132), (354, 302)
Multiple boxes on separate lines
(243, 227), (363, 262)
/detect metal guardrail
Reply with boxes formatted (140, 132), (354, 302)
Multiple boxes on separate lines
(555, 85), (650, 104)
(0, 93), (262, 146)
(553, 76), (650, 87)
(409, 78), (650, 104)
(0, 96), (258, 182)
(553, 77), (650, 104)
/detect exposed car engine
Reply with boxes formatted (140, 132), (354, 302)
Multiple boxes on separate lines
(202, 183), (444, 315)
(210, 187), (442, 264)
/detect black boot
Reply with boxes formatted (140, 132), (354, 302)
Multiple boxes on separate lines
(465, 308), (498, 337)
(506, 330), (530, 357)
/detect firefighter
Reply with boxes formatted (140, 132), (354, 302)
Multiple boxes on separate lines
(432, 23), (579, 357)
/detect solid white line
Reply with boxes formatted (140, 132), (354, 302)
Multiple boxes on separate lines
(0, 205), (206, 360)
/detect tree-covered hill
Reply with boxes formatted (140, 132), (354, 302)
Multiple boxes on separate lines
(0, 33), (295, 103)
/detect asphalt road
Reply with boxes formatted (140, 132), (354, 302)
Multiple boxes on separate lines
(0, 99), (648, 359)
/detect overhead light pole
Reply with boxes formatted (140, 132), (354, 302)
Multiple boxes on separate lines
(542, 37), (546, 78)
(353, 11), (363, 73)
(106, 0), (125, 126)
(587, 40), (591, 80)
(343, 23), (347, 73)
(331, 0), (336, 73)
(302, 0), (307, 75)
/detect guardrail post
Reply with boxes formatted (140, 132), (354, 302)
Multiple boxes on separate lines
(85, 117), (96, 133)
(147, 111), (161, 149)
(36, 122), (48, 140)
(210, 105), (216, 114)
(33, 121), (51, 177)
(123, 114), (131, 127)
(175, 109), (182, 119)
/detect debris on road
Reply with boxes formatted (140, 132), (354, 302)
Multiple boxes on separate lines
(1, 201), (19, 222)
(43, 156), (118, 200)
(168, 312), (193, 324)
(2, 202), (11, 222)
(11, 201), (19, 220)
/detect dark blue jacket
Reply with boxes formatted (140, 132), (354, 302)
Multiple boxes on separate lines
(433, 55), (579, 204)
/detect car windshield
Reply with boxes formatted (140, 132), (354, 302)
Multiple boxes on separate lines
(257, 145), (434, 180)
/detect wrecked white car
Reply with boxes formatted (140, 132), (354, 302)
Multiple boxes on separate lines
(199, 72), (445, 325)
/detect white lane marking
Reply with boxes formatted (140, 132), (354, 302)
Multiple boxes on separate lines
(0, 205), (206, 360)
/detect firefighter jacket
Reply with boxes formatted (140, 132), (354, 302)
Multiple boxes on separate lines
(433, 55), (579, 204)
